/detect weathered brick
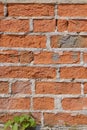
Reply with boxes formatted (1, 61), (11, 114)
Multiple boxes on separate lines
(84, 83), (87, 94)
(51, 35), (87, 48)
(0, 19), (29, 32)
(34, 51), (80, 64)
(11, 81), (31, 94)
(0, 50), (19, 63)
(0, 112), (41, 123)
(68, 20), (87, 32)
(60, 67), (87, 79)
(0, 81), (9, 94)
(44, 113), (87, 126)
(0, 35), (46, 48)
(34, 19), (55, 32)
(57, 20), (68, 32)
(58, 4), (87, 17)
(83, 53), (87, 63)
(62, 98), (87, 110)
(0, 4), (4, 17)
(19, 51), (34, 63)
(33, 97), (54, 110)
(0, 66), (56, 79)
(0, 98), (30, 110)
(35, 82), (81, 94)
(8, 4), (54, 16)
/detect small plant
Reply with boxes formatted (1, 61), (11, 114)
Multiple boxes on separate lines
(4, 114), (36, 130)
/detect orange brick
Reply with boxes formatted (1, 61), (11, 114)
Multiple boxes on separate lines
(51, 35), (87, 48)
(0, 4), (4, 17)
(62, 98), (87, 110)
(83, 53), (87, 63)
(0, 35), (46, 48)
(19, 51), (34, 63)
(35, 82), (81, 94)
(44, 113), (87, 126)
(0, 98), (30, 110)
(0, 112), (41, 123)
(11, 81), (31, 94)
(68, 20), (87, 32)
(57, 20), (68, 32)
(0, 66), (56, 79)
(34, 19), (55, 32)
(0, 50), (19, 63)
(58, 4), (87, 17)
(8, 4), (54, 16)
(60, 67), (87, 79)
(84, 83), (87, 94)
(33, 98), (54, 110)
(0, 81), (9, 94)
(34, 51), (80, 64)
(0, 19), (29, 32)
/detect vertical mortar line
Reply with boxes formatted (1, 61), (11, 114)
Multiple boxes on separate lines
(56, 67), (60, 79)
(80, 52), (84, 65)
(81, 82), (84, 96)
(41, 112), (44, 127)
(46, 35), (51, 51)
(4, 2), (8, 17)
(30, 79), (35, 111)
(55, 96), (63, 111)
(9, 81), (12, 94)
(29, 18), (34, 32)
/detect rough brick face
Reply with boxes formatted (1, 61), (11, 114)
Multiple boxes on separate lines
(0, 19), (29, 32)
(0, 4), (4, 17)
(8, 4), (54, 16)
(0, 1), (87, 129)
(0, 35), (46, 48)
(34, 19), (55, 32)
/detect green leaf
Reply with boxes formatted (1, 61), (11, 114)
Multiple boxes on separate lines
(4, 120), (12, 130)
(12, 123), (18, 130)
(29, 118), (36, 127)
(14, 116), (20, 123)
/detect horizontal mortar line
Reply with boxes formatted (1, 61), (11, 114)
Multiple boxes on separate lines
(1, 0), (87, 4)
(1, 31), (87, 36)
(0, 63), (87, 68)
(0, 94), (32, 98)
(0, 63), (85, 67)
(0, 16), (55, 20)
(56, 16), (87, 20)
(1, 47), (87, 52)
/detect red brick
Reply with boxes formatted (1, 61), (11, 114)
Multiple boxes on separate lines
(34, 19), (55, 32)
(34, 51), (80, 64)
(33, 97), (54, 110)
(83, 53), (87, 63)
(0, 19), (29, 32)
(0, 35), (46, 48)
(8, 4), (54, 16)
(84, 83), (87, 94)
(0, 66), (56, 79)
(19, 51), (34, 63)
(44, 113), (87, 126)
(62, 98), (87, 110)
(57, 20), (68, 32)
(36, 82), (81, 94)
(0, 4), (4, 17)
(0, 112), (41, 123)
(11, 81), (31, 94)
(60, 67), (87, 79)
(51, 35), (87, 48)
(58, 4), (87, 17)
(0, 50), (19, 63)
(68, 20), (87, 32)
(0, 98), (30, 110)
(0, 81), (9, 94)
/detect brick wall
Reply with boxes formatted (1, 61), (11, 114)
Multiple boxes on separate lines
(0, 0), (87, 129)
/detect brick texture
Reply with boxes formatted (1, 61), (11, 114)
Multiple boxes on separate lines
(0, 2), (87, 128)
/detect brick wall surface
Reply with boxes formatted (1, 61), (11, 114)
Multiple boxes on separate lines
(0, 0), (87, 129)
